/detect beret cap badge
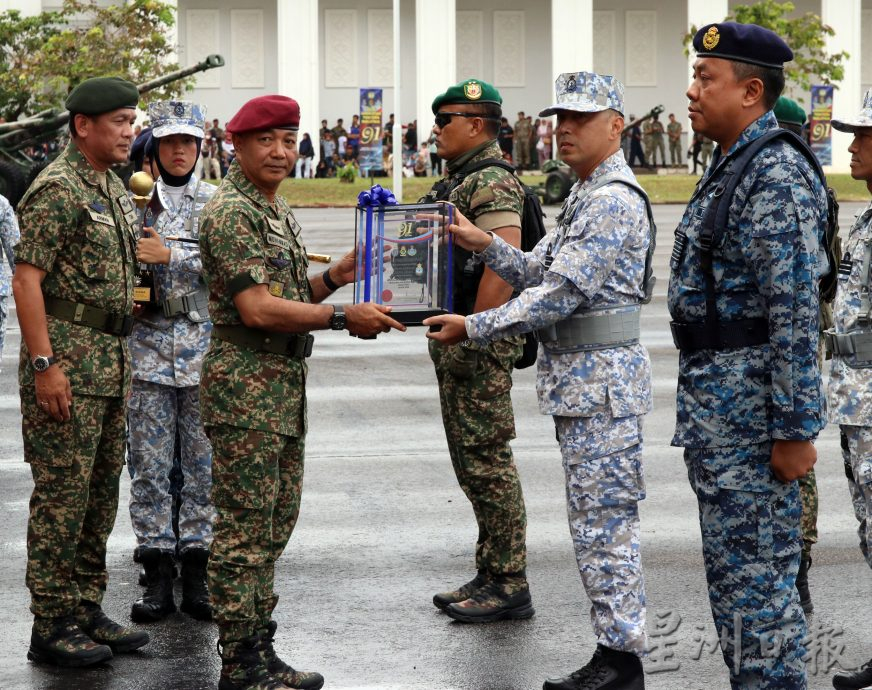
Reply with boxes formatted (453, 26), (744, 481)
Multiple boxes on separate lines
(464, 81), (482, 100)
(703, 26), (720, 50)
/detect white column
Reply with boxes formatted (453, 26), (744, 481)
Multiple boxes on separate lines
(823, 0), (862, 173)
(393, 0), (403, 202)
(415, 0), (455, 176)
(278, 0), (320, 168)
(550, 0), (592, 80)
(686, 0), (727, 170)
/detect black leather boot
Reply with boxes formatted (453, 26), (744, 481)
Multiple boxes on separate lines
(131, 547), (176, 622)
(543, 645), (645, 690)
(28, 615), (113, 667)
(180, 547), (212, 621)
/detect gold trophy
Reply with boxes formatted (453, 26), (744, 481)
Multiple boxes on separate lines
(129, 171), (156, 305)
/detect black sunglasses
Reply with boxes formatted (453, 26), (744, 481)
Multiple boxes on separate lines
(434, 111), (499, 129)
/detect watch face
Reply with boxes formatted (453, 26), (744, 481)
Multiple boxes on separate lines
(33, 356), (49, 372)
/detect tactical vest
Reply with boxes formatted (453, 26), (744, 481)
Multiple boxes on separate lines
(535, 174), (656, 352)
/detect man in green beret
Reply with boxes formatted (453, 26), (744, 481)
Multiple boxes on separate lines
(421, 78), (533, 623)
(13, 75), (150, 666)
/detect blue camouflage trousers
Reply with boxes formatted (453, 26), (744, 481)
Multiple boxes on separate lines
(840, 426), (872, 569)
(554, 411), (647, 657)
(128, 379), (214, 553)
(684, 443), (807, 690)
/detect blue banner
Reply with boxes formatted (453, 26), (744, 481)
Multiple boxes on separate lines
(359, 88), (384, 174)
(810, 85), (833, 166)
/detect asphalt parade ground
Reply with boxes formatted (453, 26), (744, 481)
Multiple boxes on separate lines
(0, 203), (869, 690)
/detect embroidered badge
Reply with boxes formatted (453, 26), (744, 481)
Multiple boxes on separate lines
(702, 26), (720, 51)
(566, 75), (577, 93)
(464, 81), (482, 100)
(268, 280), (284, 297)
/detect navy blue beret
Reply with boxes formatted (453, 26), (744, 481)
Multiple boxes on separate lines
(693, 22), (793, 70)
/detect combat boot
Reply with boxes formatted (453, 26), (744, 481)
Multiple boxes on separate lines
(131, 547), (176, 622)
(796, 553), (813, 615)
(258, 620), (324, 689)
(76, 600), (149, 653)
(432, 570), (488, 611)
(444, 573), (534, 623)
(218, 634), (287, 690)
(543, 645), (645, 690)
(179, 547), (212, 621)
(27, 615), (113, 667)
(833, 656), (872, 689)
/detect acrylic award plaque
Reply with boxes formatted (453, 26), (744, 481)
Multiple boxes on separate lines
(353, 202), (454, 326)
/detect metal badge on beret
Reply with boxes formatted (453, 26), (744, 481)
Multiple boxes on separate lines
(702, 26), (720, 51)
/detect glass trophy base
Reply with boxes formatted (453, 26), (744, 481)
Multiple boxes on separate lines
(392, 307), (449, 326)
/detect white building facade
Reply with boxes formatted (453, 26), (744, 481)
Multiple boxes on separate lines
(4, 0), (870, 171)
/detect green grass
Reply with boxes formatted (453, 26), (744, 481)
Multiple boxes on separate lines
(207, 172), (871, 207)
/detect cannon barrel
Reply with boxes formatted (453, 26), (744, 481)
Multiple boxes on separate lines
(0, 54), (225, 141)
(622, 105), (665, 135)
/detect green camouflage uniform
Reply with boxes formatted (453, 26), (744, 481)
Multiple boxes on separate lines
(199, 159), (310, 645)
(642, 121), (654, 163)
(17, 141), (137, 618)
(425, 140), (528, 578)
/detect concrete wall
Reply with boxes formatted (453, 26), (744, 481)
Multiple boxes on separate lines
(593, 0), (689, 151)
(454, 0), (552, 122)
(179, 0), (279, 127)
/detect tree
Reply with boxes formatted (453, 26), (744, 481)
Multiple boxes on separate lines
(0, 0), (191, 121)
(683, 0), (848, 101)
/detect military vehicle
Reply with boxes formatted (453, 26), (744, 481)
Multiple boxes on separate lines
(0, 54), (225, 206)
(540, 105), (665, 204)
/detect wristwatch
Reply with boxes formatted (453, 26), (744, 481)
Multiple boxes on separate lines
(329, 305), (346, 331)
(32, 355), (56, 373)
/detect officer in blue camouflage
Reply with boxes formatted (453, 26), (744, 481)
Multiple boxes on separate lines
(127, 100), (216, 624)
(426, 70), (653, 690)
(0, 193), (19, 370)
(825, 90), (872, 690)
(669, 23), (827, 689)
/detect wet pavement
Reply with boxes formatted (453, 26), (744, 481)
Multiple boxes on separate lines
(0, 204), (869, 690)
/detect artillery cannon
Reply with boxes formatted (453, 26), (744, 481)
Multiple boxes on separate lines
(539, 104), (665, 205)
(0, 53), (225, 206)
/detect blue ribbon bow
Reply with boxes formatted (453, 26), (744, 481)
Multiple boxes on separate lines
(357, 184), (397, 207)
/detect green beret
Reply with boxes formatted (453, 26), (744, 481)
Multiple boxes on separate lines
(65, 77), (139, 115)
(773, 96), (806, 126)
(431, 78), (502, 114)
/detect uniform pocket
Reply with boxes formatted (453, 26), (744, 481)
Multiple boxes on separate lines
(81, 219), (115, 281)
(208, 426), (265, 509)
(21, 393), (77, 467)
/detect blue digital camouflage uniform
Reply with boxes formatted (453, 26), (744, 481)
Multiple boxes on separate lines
(466, 146), (652, 655)
(128, 172), (216, 555)
(826, 200), (872, 570)
(0, 193), (19, 365)
(668, 111), (827, 689)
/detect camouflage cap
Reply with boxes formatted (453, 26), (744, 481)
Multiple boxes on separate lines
(65, 76), (138, 115)
(148, 100), (206, 139)
(832, 89), (872, 133)
(773, 96), (806, 127)
(539, 72), (624, 117)
(431, 79), (502, 114)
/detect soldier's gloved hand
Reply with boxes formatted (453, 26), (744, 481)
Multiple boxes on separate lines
(344, 302), (406, 338)
(770, 439), (817, 482)
(35, 365), (73, 422)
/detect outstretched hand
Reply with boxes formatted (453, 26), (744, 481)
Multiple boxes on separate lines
(423, 314), (468, 345)
(345, 302), (406, 338)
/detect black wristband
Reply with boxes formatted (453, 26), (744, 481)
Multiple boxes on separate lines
(322, 268), (339, 292)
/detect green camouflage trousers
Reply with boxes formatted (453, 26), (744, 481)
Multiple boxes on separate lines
(206, 424), (304, 643)
(799, 469), (818, 558)
(24, 389), (126, 618)
(429, 337), (527, 576)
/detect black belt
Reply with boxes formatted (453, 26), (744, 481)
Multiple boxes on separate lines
(213, 325), (314, 359)
(44, 296), (134, 336)
(670, 318), (769, 351)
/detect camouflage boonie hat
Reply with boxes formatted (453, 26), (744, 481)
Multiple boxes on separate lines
(148, 100), (206, 139)
(831, 89), (872, 133)
(539, 72), (624, 117)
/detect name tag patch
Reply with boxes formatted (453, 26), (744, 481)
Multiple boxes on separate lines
(88, 209), (115, 226)
(267, 233), (291, 250)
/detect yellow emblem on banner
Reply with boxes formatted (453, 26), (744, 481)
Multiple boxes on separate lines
(464, 81), (482, 100)
(702, 26), (720, 51)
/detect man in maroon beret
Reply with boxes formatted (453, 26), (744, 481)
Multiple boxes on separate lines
(198, 94), (404, 690)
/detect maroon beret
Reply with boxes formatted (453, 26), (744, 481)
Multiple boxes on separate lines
(226, 95), (300, 134)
